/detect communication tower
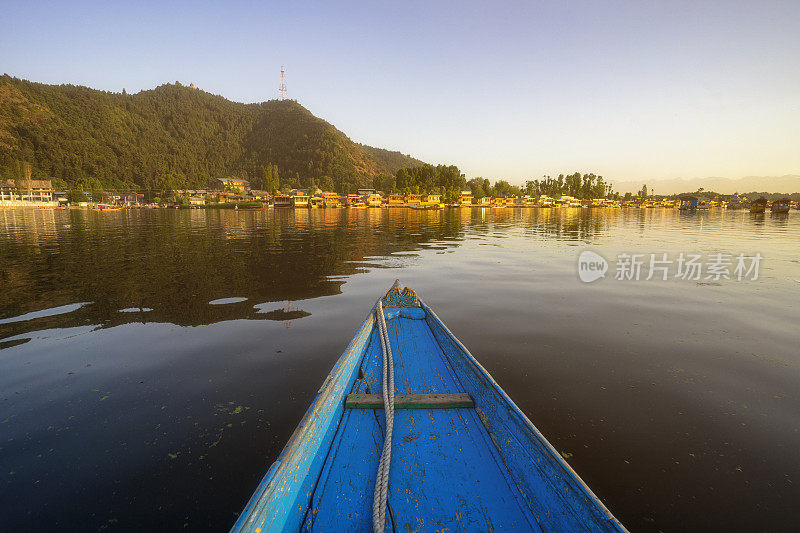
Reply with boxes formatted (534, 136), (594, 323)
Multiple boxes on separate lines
(279, 66), (287, 100)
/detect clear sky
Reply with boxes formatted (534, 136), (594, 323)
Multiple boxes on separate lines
(2, 1), (798, 185)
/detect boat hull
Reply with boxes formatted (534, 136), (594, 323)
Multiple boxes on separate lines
(233, 285), (625, 532)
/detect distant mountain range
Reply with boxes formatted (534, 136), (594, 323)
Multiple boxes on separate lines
(0, 75), (424, 191)
(610, 175), (800, 195)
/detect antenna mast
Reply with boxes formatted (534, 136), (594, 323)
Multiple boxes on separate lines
(279, 66), (287, 100)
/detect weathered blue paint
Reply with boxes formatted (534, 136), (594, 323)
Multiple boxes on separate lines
(424, 302), (627, 532)
(231, 312), (375, 532)
(233, 284), (626, 532)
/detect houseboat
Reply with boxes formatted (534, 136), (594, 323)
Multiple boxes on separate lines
(386, 194), (405, 207)
(273, 194), (291, 208)
(420, 194), (444, 208)
(404, 194), (422, 206)
(771, 198), (791, 213)
(309, 196), (324, 208)
(458, 191), (473, 206)
(344, 194), (366, 208)
(366, 194), (383, 207)
(537, 195), (554, 207)
(749, 198), (768, 213)
(290, 191), (309, 208)
(678, 195), (698, 210)
(321, 192), (341, 208)
(558, 195), (582, 208)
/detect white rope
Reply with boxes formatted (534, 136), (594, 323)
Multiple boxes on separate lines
(372, 300), (395, 533)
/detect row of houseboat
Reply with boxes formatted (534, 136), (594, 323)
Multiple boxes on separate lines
(270, 189), (798, 211)
(677, 195), (794, 213)
(746, 197), (792, 213)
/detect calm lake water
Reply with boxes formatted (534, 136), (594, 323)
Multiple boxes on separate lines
(1, 207), (798, 531)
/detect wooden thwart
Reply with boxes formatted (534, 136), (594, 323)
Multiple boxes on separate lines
(345, 393), (474, 410)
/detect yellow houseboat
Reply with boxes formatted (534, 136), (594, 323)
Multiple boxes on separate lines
(366, 194), (383, 207)
(344, 194), (366, 208)
(458, 191), (473, 206)
(357, 189), (382, 208)
(321, 192), (341, 208)
(415, 194), (444, 209)
(557, 195), (582, 208)
(274, 194), (292, 208)
(291, 191), (309, 208)
(404, 194), (422, 206)
(387, 194), (405, 207)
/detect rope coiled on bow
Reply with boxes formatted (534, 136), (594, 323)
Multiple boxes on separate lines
(372, 300), (395, 533)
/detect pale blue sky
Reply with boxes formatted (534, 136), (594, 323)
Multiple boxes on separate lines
(2, 1), (798, 185)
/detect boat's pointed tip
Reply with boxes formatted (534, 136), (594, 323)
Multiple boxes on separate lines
(392, 279), (402, 289)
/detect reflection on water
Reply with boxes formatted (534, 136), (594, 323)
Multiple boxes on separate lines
(0, 302), (89, 325)
(0, 207), (798, 531)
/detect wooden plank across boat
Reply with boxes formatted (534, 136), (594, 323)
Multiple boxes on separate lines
(232, 282), (626, 532)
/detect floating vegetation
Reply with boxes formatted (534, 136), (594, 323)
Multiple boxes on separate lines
(751, 353), (790, 367)
(214, 403), (250, 416)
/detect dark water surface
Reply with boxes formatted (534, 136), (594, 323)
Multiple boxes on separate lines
(1, 207), (798, 531)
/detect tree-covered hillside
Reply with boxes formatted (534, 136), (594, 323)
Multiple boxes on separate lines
(357, 144), (423, 175)
(0, 75), (424, 193)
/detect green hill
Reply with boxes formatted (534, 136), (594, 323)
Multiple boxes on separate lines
(0, 75), (425, 193)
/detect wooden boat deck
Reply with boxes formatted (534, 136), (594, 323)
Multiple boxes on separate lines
(305, 307), (539, 531)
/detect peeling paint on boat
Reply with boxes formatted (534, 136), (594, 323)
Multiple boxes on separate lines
(232, 284), (626, 532)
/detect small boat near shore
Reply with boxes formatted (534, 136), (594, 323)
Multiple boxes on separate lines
(233, 282), (626, 532)
(91, 204), (124, 212)
(749, 198), (768, 213)
(771, 198), (790, 214)
(678, 195), (698, 210)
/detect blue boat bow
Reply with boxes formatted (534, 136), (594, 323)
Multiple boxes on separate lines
(233, 282), (626, 532)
